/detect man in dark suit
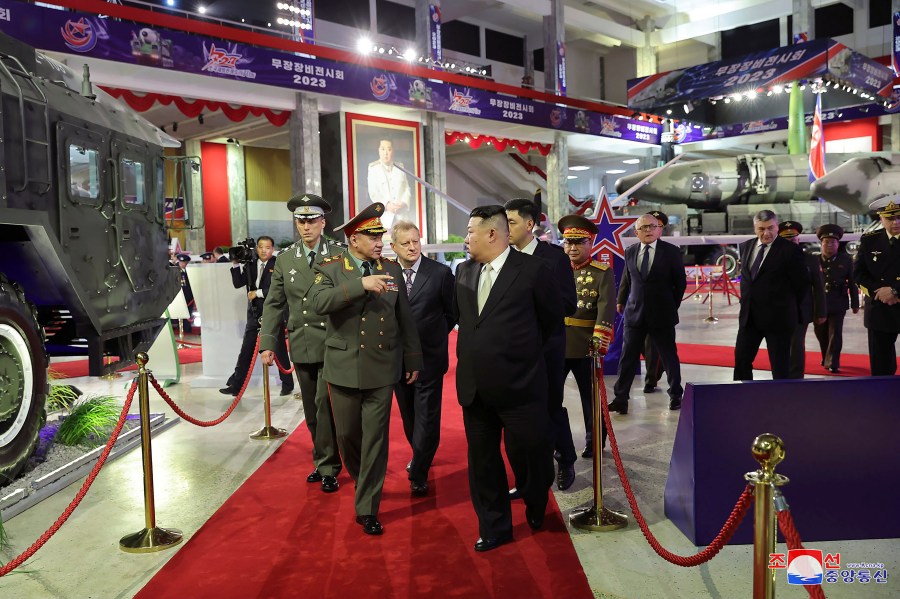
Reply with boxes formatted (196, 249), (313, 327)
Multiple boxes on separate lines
(814, 224), (859, 373)
(311, 203), (423, 536)
(611, 211), (687, 413)
(734, 210), (810, 380)
(260, 194), (344, 494)
(221, 236), (294, 396)
(455, 205), (562, 552)
(504, 198), (577, 491)
(390, 220), (456, 496)
(853, 198), (900, 376)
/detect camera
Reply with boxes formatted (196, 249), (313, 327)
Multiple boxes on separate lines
(228, 237), (256, 263)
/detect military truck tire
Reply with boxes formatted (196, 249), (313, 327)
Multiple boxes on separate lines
(0, 276), (48, 485)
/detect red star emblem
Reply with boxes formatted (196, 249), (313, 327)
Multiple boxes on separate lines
(590, 187), (637, 260)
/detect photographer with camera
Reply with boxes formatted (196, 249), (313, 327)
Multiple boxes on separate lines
(220, 236), (294, 396)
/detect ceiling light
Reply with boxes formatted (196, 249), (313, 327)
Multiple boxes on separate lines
(623, 158), (640, 164)
(723, 97), (731, 104)
(569, 165), (590, 171)
(567, 175), (578, 180)
(606, 169), (626, 174)
(773, 85), (783, 93)
(403, 48), (416, 61)
(746, 90), (757, 99)
(356, 38), (371, 53)
(666, 109), (672, 115)
(166, 0), (174, 5)
(198, 5), (206, 13)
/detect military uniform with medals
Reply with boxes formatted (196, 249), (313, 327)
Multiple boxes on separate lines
(813, 224), (859, 372)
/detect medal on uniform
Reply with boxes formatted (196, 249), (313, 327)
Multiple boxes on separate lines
(585, 276), (594, 284)
(385, 280), (399, 292)
(577, 300), (584, 308)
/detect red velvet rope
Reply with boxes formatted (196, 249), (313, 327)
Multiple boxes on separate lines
(0, 379), (138, 577)
(101, 86), (291, 127)
(777, 511), (828, 599)
(273, 355), (295, 375)
(599, 361), (755, 566)
(149, 337), (260, 426)
(444, 131), (551, 156)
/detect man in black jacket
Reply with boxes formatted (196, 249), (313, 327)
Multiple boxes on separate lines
(814, 224), (859, 373)
(390, 220), (456, 496)
(734, 210), (809, 380)
(611, 212), (687, 413)
(455, 205), (561, 552)
(220, 236), (293, 396)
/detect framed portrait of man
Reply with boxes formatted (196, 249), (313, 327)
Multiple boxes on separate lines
(346, 112), (423, 240)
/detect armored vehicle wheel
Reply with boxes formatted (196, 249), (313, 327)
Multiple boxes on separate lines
(0, 275), (48, 485)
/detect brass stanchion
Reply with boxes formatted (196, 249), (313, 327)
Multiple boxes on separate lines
(120, 352), (183, 553)
(704, 273), (719, 323)
(744, 434), (789, 599)
(694, 267), (702, 299)
(570, 338), (627, 531)
(100, 354), (122, 380)
(250, 362), (287, 440)
(176, 318), (188, 349)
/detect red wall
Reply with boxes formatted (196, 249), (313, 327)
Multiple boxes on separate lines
(824, 118), (880, 151)
(201, 142), (231, 250)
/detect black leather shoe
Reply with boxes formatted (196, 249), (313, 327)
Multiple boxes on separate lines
(525, 505), (545, 531)
(356, 515), (383, 535)
(410, 480), (428, 496)
(474, 534), (512, 552)
(508, 487), (522, 500)
(643, 384), (658, 393)
(608, 399), (628, 415)
(581, 446), (593, 459)
(280, 384), (294, 396)
(556, 461), (575, 491)
(306, 470), (322, 483)
(321, 475), (339, 493)
(828, 366), (840, 373)
(669, 397), (682, 410)
(219, 386), (239, 396)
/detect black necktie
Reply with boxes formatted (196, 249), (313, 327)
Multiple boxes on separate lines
(750, 244), (767, 279)
(308, 251), (315, 268)
(640, 245), (650, 278)
(362, 261), (372, 276)
(891, 236), (897, 247)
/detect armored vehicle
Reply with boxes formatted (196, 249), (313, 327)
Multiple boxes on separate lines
(0, 32), (191, 483)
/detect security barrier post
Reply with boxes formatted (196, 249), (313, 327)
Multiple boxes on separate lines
(250, 361), (287, 440)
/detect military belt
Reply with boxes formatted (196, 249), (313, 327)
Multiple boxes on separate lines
(564, 317), (595, 328)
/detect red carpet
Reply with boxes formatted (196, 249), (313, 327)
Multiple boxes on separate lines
(49, 346), (203, 379)
(134, 332), (593, 599)
(676, 343), (888, 377)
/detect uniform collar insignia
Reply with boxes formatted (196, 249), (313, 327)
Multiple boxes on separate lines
(289, 268), (297, 275)
(343, 256), (354, 271)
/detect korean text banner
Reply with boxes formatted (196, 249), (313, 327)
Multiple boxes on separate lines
(0, 0), (660, 145)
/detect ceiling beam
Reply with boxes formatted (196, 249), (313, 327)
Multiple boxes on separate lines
(652, 0), (789, 46)
(493, 0), (646, 47)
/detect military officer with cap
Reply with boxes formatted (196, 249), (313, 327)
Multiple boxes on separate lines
(559, 214), (615, 458)
(310, 202), (423, 535)
(260, 193), (344, 493)
(175, 253), (195, 333)
(778, 220), (826, 378)
(854, 198), (900, 375)
(813, 224), (859, 373)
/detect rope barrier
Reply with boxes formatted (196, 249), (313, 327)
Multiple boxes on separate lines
(600, 369), (755, 566)
(0, 379), (139, 577)
(150, 335), (259, 426)
(272, 354), (294, 375)
(777, 499), (827, 599)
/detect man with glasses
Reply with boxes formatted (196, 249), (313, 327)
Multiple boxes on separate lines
(610, 212), (686, 414)
(260, 194), (344, 494)
(854, 198), (900, 376)
(558, 215), (615, 458)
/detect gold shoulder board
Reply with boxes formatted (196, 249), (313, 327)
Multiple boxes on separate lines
(591, 260), (610, 270)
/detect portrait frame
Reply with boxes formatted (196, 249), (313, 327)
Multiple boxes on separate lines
(345, 112), (424, 241)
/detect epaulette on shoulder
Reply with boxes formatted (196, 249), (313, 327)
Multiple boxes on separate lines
(381, 256), (397, 263)
(861, 229), (883, 238)
(591, 260), (610, 270)
(283, 241), (301, 251)
(327, 237), (348, 248)
(322, 254), (342, 265)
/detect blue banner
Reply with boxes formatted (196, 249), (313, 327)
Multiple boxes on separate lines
(428, 4), (442, 68)
(0, 0), (659, 145)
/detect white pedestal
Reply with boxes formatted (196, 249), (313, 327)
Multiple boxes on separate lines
(187, 263), (263, 389)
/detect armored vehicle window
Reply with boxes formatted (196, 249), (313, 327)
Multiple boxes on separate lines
(121, 158), (146, 207)
(68, 144), (100, 202)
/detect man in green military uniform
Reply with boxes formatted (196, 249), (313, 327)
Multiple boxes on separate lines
(558, 215), (615, 459)
(260, 193), (344, 494)
(813, 224), (859, 373)
(311, 202), (423, 536)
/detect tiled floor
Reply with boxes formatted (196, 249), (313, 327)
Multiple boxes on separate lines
(1, 294), (896, 598)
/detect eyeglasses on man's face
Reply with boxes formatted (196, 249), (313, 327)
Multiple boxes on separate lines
(637, 224), (662, 232)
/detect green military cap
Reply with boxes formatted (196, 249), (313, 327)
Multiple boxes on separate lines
(287, 193), (332, 220)
(558, 214), (598, 240)
(816, 224), (844, 240)
(778, 220), (803, 238)
(335, 202), (387, 236)
(646, 210), (668, 226)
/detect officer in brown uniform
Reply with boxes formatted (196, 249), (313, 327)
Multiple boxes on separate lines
(311, 202), (423, 535)
(813, 224), (859, 373)
(558, 215), (615, 459)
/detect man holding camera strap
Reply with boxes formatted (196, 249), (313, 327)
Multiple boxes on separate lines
(220, 235), (294, 396)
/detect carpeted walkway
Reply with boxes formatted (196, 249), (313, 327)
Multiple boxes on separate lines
(134, 333), (593, 599)
(676, 342), (888, 377)
(48, 346), (203, 379)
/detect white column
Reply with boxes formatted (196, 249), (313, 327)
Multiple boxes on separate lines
(289, 92), (321, 196)
(423, 112), (448, 243)
(545, 132), (568, 226)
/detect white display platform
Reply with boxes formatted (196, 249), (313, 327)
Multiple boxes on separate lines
(187, 263), (265, 389)
(146, 312), (180, 385)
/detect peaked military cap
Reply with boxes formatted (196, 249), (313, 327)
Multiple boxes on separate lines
(778, 220), (803, 238)
(335, 202), (388, 236)
(872, 196), (900, 218)
(287, 193), (332, 220)
(816, 224), (844, 240)
(646, 210), (668, 226)
(200, 252), (213, 260)
(558, 214), (598, 240)
(176, 253), (191, 262)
